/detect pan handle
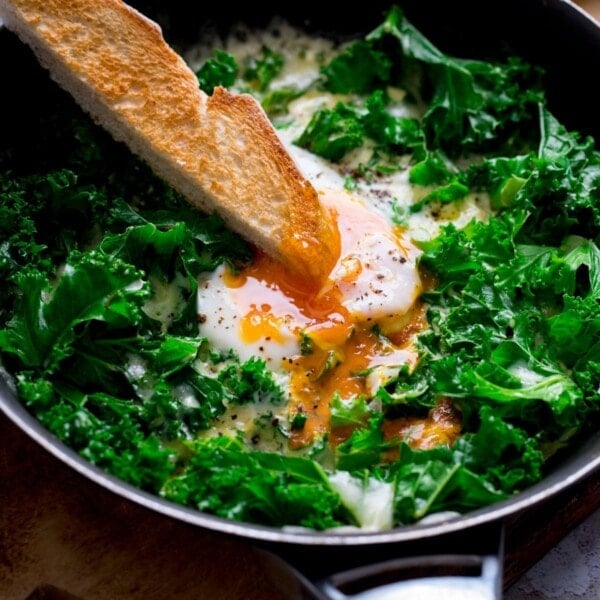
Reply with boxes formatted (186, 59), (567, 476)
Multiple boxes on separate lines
(299, 553), (501, 599)
(259, 522), (504, 600)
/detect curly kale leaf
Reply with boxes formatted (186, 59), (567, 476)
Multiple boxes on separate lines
(243, 46), (284, 92)
(217, 356), (284, 405)
(522, 108), (600, 243)
(368, 6), (543, 155)
(0, 252), (148, 371)
(161, 436), (347, 530)
(418, 214), (599, 432)
(295, 102), (365, 161)
(392, 405), (541, 523)
(295, 90), (423, 162)
(16, 376), (176, 492)
(0, 168), (109, 281)
(321, 40), (392, 94)
(196, 50), (238, 93)
(300, 6), (541, 170)
(362, 89), (424, 151)
(462, 107), (600, 243)
(335, 415), (393, 471)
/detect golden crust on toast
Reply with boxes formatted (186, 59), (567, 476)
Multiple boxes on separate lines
(0, 0), (339, 284)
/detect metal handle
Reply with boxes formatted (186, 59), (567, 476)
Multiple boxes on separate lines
(257, 522), (504, 600)
(310, 553), (501, 600)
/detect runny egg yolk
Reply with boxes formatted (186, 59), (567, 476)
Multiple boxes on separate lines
(211, 188), (426, 447)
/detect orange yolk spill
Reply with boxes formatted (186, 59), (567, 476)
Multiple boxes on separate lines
(239, 305), (290, 345)
(223, 189), (429, 448)
(381, 398), (462, 455)
(287, 328), (420, 448)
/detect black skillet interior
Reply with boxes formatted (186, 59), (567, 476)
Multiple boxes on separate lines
(1, 0), (600, 593)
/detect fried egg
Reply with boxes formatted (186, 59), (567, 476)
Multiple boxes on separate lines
(197, 182), (425, 446)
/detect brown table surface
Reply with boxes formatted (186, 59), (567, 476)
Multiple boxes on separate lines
(2, 2), (600, 599)
(576, 0), (600, 20)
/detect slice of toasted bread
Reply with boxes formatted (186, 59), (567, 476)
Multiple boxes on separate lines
(0, 0), (340, 285)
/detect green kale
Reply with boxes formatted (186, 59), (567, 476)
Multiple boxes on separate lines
(243, 46), (284, 92)
(548, 295), (600, 368)
(290, 412), (308, 430)
(417, 208), (599, 435)
(0, 98), (258, 505)
(261, 86), (305, 116)
(335, 415), (393, 471)
(294, 90), (422, 162)
(0, 252), (148, 371)
(321, 40), (392, 94)
(196, 50), (238, 93)
(294, 96), (409, 163)
(391, 445), (505, 525)
(460, 107), (600, 242)
(409, 181), (470, 212)
(392, 404), (542, 523)
(375, 363), (434, 412)
(521, 108), (600, 243)
(217, 356), (284, 405)
(161, 436), (346, 529)
(0, 168), (109, 281)
(297, 6), (542, 172)
(368, 6), (542, 155)
(295, 102), (365, 161)
(362, 90), (423, 152)
(17, 375), (176, 492)
(330, 394), (371, 429)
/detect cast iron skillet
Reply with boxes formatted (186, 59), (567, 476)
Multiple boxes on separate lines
(1, 1), (599, 597)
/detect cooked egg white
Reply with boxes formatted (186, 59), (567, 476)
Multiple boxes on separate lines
(197, 187), (421, 366)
